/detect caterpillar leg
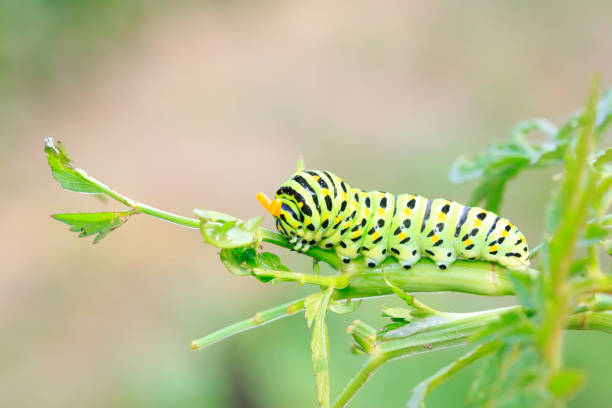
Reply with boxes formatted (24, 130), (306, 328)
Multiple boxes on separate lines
(342, 257), (351, 264)
(400, 261), (413, 270)
(365, 258), (378, 268)
(436, 262), (449, 270)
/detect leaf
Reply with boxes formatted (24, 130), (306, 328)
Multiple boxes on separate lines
(304, 292), (323, 330)
(257, 252), (290, 272)
(596, 89), (612, 131)
(406, 343), (499, 408)
(52, 211), (133, 243)
(196, 211), (263, 249)
(549, 368), (587, 400)
(381, 271), (435, 316)
(310, 286), (333, 408)
(44, 138), (106, 194)
(329, 298), (362, 314)
(219, 248), (254, 276)
(219, 247), (290, 279)
(381, 306), (414, 320)
(593, 147), (612, 170)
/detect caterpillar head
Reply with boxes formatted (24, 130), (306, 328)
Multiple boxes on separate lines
(256, 191), (301, 240)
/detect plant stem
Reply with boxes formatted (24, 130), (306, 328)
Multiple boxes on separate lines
(332, 355), (387, 408)
(253, 268), (351, 288)
(190, 297), (306, 350)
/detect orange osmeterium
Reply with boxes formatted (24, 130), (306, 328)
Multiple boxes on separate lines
(256, 192), (282, 217)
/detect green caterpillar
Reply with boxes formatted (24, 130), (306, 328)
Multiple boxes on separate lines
(257, 170), (530, 271)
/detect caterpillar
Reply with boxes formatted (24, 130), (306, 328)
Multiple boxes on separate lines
(256, 170), (530, 271)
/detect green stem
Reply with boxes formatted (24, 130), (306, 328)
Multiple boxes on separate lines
(190, 297), (306, 351)
(253, 268), (350, 289)
(259, 229), (342, 268)
(567, 311), (612, 334)
(332, 355), (387, 408)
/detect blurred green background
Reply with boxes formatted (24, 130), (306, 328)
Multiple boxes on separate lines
(1, 1), (611, 407)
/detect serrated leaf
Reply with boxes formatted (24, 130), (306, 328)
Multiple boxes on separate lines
(52, 211), (133, 243)
(549, 368), (587, 400)
(44, 138), (106, 194)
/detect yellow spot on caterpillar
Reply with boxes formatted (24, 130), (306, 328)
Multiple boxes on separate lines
(321, 214), (329, 222)
(372, 231), (380, 240)
(465, 238), (473, 245)
(298, 202), (304, 208)
(335, 215), (343, 223)
(431, 234), (439, 242)
(489, 244), (499, 252)
(378, 208), (385, 216)
(398, 232), (407, 240)
(474, 219), (482, 227)
(501, 230), (508, 237)
(404, 208), (412, 216)
(342, 192), (348, 200)
(322, 188), (330, 196)
(353, 231), (361, 238)
(437, 213), (446, 221)
(314, 176), (320, 181)
(364, 208), (371, 216)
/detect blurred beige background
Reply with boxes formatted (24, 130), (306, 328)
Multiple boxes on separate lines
(1, 1), (611, 407)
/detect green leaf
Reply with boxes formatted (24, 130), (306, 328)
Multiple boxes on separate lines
(52, 211), (133, 243)
(257, 252), (290, 272)
(381, 271), (436, 316)
(329, 298), (362, 314)
(596, 89), (612, 131)
(507, 270), (542, 316)
(193, 209), (240, 223)
(381, 306), (414, 320)
(44, 138), (106, 194)
(549, 368), (587, 400)
(310, 286), (333, 408)
(219, 247), (290, 280)
(407, 343), (499, 408)
(219, 248), (254, 276)
(196, 211), (263, 249)
(304, 292), (323, 329)
(593, 147), (612, 170)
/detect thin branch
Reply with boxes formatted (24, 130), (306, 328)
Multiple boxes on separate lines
(190, 297), (306, 351)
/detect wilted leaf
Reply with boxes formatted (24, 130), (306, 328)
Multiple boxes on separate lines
(45, 138), (106, 194)
(52, 211), (133, 243)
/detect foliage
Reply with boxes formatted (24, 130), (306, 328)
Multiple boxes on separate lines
(45, 81), (612, 407)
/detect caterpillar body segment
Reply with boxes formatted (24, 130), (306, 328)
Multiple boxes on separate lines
(264, 170), (530, 271)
